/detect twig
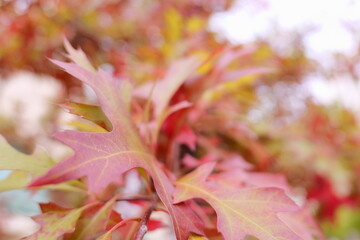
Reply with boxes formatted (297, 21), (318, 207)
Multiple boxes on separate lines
(115, 195), (152, 202)
(134, 204), (155, 240)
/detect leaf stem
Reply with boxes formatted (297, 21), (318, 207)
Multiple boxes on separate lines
(134, 203), (156, 240)
(115, 195), (152, 202)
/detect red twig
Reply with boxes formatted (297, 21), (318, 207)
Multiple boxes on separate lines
(116, 195), (152, 202)
(134, 204), (155, 240)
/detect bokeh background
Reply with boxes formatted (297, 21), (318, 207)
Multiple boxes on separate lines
(1, 0), (360, 239)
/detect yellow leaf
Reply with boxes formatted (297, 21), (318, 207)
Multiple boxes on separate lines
(0, 171), (30, 192)
(186, 17), (205, 34)
(164, 8), (182, 43)
(194, 51), (213, 75)
(188, 233), (209, 240)
(65, 120), (108, 133)
(63, 38), (96, 73)
(70, 194), (119, 240)
(0, 135), (54, 177)
(24, 205), (87, 240)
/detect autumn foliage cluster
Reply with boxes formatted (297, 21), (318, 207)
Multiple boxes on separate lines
(0, 0), (360, 240)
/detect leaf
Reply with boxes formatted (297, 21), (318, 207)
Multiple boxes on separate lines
(134, 57), (199, 144)
(37, 181), (88, 194)
(0, 135), (54, 177)
(39, 202), (69, 212)
(164, 8), (182, 44)
(222, 68), (274, 82)
(60, 102), (112, 131)
(321, 205), (360, 239)
(147, 219), (163, 231)
(96, 218), (140, 240)
(278, 207), (327, 240)
(134, 57), (200, 117)
(215, 47), (257, 71)
(174, 162), (303, 240)
(188, 233), (209, 240)
(63, 37), (96, 73)
(23, 203), (95, 240)
(0, 170), (30, 192)
(69, 195), (119, 240)
(176, 126), (197, 150)
(30, 54), (203, 239)
(212, 170), (291, 193)
(96, 232), (111, 240)
(29, 60), (139, 192)
(65, 119), (108, 133)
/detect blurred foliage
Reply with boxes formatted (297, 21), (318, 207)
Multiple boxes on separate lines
(0, 0), (360, 239)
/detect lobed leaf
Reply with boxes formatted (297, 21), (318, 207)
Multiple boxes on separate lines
(63, 38), (96, 73)
(29, 50), (203, 239)
(174, 162), (303, 240)
(278, 207), (327, 240)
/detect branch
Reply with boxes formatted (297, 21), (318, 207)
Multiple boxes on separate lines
(115, 195), (152, 202)
(134, 204), (155, 240)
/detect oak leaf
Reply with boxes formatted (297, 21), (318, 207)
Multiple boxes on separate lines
(174, 162), (303, 240)
(29, 53), (203, 239)
(279, 206), (327, 240)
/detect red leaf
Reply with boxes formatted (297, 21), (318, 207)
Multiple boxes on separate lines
(29, 57), (203, 240)
(279, 206), (327, 240)
(176, 126), (197, 150)
(212, 170), (291, 193)
(174, 162), (303, 240)
(148, 219), (163, 231)
(307, 175), (355, 220)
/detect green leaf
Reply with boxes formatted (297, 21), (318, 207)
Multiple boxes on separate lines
(23, 203), (96, 240)
(0, 135), (54, 177)
(0, 170), (30, 192)
(60, 102), (112, 131)
(69, 195), (119, 240)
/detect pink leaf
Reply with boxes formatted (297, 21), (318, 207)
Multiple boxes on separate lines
(29, 57), (203, 240)
(174, 162), (303, 240)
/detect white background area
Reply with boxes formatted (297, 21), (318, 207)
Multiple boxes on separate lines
(210, 0), (360, 113)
